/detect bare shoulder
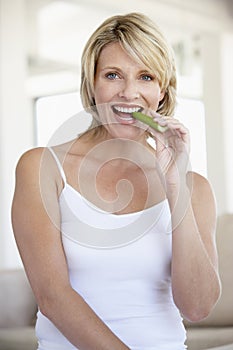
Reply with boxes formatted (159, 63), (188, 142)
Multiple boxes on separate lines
(16, 147), (59, 180)
(16, 147), (46, 174)
(15, 147), (66, 201)
(187, 171), (217, 235)
(187, 171), (216, 205)
(14, 148), (45, 190)
(13, 147), (62, 232)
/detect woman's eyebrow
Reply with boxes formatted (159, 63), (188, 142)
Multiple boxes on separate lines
(138, 69), (154, 74)
(100, 66), (153, 74)
(100, 66), (122, 71)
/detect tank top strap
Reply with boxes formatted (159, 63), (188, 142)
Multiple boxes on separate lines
(47, 147), (67, 184)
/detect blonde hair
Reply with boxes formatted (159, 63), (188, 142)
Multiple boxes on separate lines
(80, 12), (177, 133)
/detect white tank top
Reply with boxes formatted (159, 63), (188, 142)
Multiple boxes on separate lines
(36, 147), (187, 350)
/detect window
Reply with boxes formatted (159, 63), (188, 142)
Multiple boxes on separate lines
(35, 91), (90, 146)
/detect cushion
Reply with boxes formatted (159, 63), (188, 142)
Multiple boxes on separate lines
(0, 327), (37, 350)
(186, 327), (233, 350)
(205, 344), (233, 350)
(0, 269), (37, 328)
(185, 213), (233, 327)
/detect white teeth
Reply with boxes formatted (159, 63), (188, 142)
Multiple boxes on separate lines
(118, 116), (133, 121)
(114, 106), (141, 113)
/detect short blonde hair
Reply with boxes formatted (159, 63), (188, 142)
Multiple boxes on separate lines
(80, 12), (177, 131)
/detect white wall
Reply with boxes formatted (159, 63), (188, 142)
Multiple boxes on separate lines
(201, 31), (233, 214)
(0, 0), (34, 267)
(202, 33), (228, 214)
(0, 0), (233, 268)
(221, 33), (233, 213)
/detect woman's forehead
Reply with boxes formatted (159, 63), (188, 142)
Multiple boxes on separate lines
(97, 42), (153, 72)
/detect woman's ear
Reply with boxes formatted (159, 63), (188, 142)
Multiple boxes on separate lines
(159, 90), (165, 102)
(157, 90), (166, 112)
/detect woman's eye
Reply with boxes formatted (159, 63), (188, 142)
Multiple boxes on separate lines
(106, 73), (119, 80)
(141, 75), (153, 81)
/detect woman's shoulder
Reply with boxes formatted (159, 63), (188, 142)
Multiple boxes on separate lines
(16, 142), (70, 167)
(187, 171), (216, 206)
(187, 171), (212, 189)
(17, 137), (76, 163)
(15, 146), (60, 181)
(16, 147), (45, 172)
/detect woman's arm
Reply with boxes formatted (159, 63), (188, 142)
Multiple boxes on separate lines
(12, 148), (130, 350)
(150, 114), (221, 322)
(170, 171), (221, 322)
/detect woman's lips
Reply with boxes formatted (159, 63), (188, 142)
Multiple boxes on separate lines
(111, 105), (143, 124)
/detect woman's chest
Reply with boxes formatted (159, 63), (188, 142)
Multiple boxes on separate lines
(65, 158), (165, 215)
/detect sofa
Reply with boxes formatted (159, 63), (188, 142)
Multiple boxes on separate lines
(0, 213), (233, 350)
(0, 268), (37, 350)
(184, 213), (233, 350)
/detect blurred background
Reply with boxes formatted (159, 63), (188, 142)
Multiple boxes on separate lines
(0, 0), (233, 268)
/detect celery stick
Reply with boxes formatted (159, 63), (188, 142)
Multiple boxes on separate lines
(132, 112), (168, 133)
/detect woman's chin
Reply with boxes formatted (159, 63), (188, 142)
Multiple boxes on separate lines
(104, 123), (146, 141)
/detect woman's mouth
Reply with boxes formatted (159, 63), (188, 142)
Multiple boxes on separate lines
(111, 105), (143, 123)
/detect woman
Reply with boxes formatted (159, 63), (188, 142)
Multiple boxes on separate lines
(12, 12), (221, 350)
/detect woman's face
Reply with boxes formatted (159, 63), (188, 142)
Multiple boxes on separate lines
(93, 42), (164, 140)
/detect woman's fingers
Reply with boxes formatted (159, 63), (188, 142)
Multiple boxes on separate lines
(148, 113), (191, 159)
(151, 113), (190, 144)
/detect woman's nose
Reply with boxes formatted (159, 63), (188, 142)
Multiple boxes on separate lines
(118, 79), (140, 100)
